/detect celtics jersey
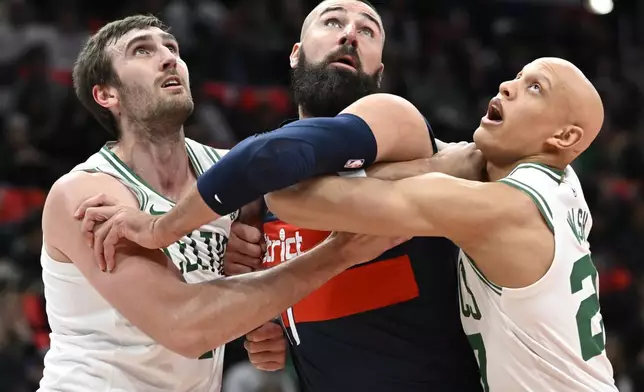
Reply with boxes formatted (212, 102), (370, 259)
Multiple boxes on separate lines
(40, 138), (234, 392)
(457, 163), (617, 392)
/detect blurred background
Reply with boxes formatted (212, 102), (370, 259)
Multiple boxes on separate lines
(0, 0), (642, 390)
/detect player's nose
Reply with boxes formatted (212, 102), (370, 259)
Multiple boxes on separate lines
(159, 46), (177, 71)
(338, 24), (358, 49)
(499, 80), (514, 100)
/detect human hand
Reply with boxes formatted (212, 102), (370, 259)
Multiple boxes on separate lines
(244, 321), (287, 371)
(433, 142), (486, 181)
(74, 194), (168, 272)
(224, 222), (265, 276)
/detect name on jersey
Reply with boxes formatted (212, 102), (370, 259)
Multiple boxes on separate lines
(567, 208), (589, 245)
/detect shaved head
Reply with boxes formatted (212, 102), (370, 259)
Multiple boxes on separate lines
(300, 0), (383, 42)
(533, 58), (604, 156)
(474, 57), (604, 169)
(289, 0), (385, 118)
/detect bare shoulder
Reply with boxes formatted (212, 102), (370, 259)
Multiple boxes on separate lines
(342, 93), (421, 120)
(460, 179), (556, 288)
(43, 172), (138, 258)
(45, 172), (137, 220)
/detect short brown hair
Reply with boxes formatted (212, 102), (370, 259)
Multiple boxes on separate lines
(72, 15), (168, 138)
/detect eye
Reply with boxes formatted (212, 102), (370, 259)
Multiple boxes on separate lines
(134, 46), (150, 55)
(325, 18), (342, 28)
(528, 83), (541, 93)
(360, 27), (374, 37)
(166, 44), (179, 54)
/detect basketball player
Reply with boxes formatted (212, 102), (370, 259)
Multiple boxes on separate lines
(264, 58), (619, 391)
(76, 1), (485, 390)
(232, 0), (484, 390)
(38, 15), (408, 392)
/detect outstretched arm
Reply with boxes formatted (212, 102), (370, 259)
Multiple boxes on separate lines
(150, 94), (432, 244)
(46, 172), (403, 358)
(265, 173), (531, 245)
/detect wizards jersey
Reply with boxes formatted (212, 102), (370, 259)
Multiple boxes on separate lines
(259, 119), (482, 392)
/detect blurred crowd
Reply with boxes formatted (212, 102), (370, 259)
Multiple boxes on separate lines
(1, 0), (643, 390)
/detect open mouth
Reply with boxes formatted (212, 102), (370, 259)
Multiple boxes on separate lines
(331, 55), (357, 70)
(161, 76), (182, 88)
(485, 97), (503, 123)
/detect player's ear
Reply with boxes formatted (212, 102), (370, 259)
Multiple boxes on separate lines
(547, 125), (584, 151)
(376, 63), (384, 88)
(289, 43), (301, 69)
(92, 84), (119, 109)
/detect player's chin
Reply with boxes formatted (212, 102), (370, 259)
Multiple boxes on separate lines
(472, 126), (496, 149)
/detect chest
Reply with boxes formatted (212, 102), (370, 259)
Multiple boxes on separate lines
(148, 197), (237, 283)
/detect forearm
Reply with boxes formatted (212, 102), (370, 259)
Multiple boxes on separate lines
(269, 157), (450, 227)
(178, 237), (352, 354)
(366, 157), (439, 181)
(155, 185), (218, 247)
(266, 176), (401, 234)
(194, 114), (378, 217)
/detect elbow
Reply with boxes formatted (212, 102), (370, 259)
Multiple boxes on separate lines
(163, 326), (225, 360)
(158, 297), (226, 359)
(166, 339), (204, 359)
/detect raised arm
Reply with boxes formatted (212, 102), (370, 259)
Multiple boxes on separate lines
(45, 172), (402, 359)
(265, 173), (533, 245)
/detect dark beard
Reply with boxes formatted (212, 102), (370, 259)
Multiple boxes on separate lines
(119, 82), (194, 141)
(291, 46), (381, 118)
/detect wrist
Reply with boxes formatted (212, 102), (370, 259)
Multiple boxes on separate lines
(153, 215), (178, 248)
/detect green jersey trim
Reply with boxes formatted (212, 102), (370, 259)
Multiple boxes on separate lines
(185, 142), (205, 176)
(498, 178), (555, 233)
(463, 253), (502, 296)
(508, 163), (564, 184)
(100, 142), (202, 205)
(202, 145), (221, 165)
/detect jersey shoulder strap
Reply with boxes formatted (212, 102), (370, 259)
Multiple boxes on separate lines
(497, 163), (565, 233)
(185, 138), (228, 171)
(70, 146), (149, 210)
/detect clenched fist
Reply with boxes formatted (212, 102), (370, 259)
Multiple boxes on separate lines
(244, 322), (287, 371)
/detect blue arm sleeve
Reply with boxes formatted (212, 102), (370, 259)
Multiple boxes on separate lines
(197, 113), (377, 216)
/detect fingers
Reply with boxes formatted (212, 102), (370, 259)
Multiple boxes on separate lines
(248, 322), (284, 341)
(92, 219), (113, 272)
(223, 262), (255, 276)
(73, 193), (119, 219)
(228, 237), (263, 259)
(246, 322), (284, 342)
(231, 222), (262, 244)
(251, 361), (284, 372)
(103, 222), (123, 273)
(80, 206), (121, 246)
(225, 250), (262, 270)
(245, 322), (286, 372)
(244, 335), (287, 354)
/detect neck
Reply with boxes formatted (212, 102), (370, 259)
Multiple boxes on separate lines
(298, 106), (312, 119)
(486, 155), (566, 182)
(113, 127), (195, 200)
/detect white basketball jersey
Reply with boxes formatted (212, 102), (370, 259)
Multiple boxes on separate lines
(458, 163), (617, 392)
(39, 138), (235, 392)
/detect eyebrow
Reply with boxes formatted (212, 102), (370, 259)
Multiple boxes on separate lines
(125, 32), (178, 53)
(319, 6), (382, 34)
(517, 71), (553, 90)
